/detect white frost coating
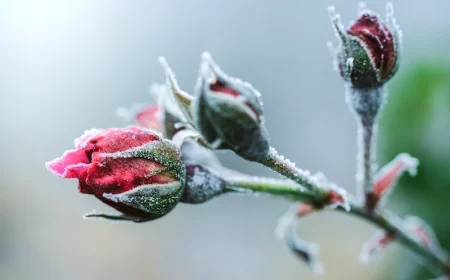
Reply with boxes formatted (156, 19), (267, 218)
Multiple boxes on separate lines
(99, 140), (161, 160)
(267, 147), (349, 211)
(201, 52), (263, 104)
(346, 57), (354, 72)
(158, 57), (192, 101)
(374, 153), (419, 181)
(103, 180), (182, 203)
(74, 128), (101, 148)
(373, 153), (419, 207)
(274, 203), (301, 240)
(158, 57), (193, 122)
(359, 229), (392, 264)
(385, 2), (403, 52)
(328, 6), (346, 42)
(172, 129), (203, 149)
(275, 204), (324, 275)
(205, 89), (259, 122)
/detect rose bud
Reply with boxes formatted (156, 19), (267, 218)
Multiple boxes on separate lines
(191, 52), (270, 161)
(360, 229), (395, 264)
(177, 133), (228, 203)
(328, 3), (401, 88)
(45, 126), (186, 222)
(366, 153), (419, 210)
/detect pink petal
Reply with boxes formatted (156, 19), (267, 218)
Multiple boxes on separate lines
(45, 148), (90, 178)
(135, 105), (162, 132)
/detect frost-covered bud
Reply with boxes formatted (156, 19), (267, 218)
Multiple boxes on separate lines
(45, 126), (185, 222)
(191, 52), (270, 161)
(328, 3), (401, 88)
(360, 229), (395, 264)
(366, 153), (419, 210)
(173, 130), (234, 204)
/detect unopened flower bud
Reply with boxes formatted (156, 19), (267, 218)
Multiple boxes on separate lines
(45, 126), (185, 222)
(192, 52), (270, 161)
(328, 3), (401, 88)
(176, 131), (230, 204)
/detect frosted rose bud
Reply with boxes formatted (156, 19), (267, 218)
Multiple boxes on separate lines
(192, 52), (270, 161)
(45, 126), (185, 222)
(179, 138), (228, 204)
(328, 3), (401, 88)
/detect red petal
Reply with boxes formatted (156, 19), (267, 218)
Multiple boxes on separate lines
(46, 148), (90, 178)
(210, 81), (240, 97)
(135, 105), (162, 132)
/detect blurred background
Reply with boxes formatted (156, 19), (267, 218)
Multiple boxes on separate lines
(1, 0), (449, 279)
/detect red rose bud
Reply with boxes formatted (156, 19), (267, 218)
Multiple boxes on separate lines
(328, 3), (401, 88)
(158, 57), (194, 123)
(368, 153), (419, 209)
(360, 229), (395, 264)
(192, 52), (270, 161)
(45, 126), (185, 222)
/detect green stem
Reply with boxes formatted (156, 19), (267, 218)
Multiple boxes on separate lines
(255, 147), (449, 276)
(225, 176), (316, 204)
(343, 196), (448, 275)
(258, 147), (330, 204)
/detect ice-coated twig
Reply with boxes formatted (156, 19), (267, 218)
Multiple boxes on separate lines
(254, 145), (449, 274)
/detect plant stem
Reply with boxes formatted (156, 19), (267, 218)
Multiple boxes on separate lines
(257, 147), (330, 204)
(357, 120), (377, 200)
(225, 176), (316, 204)
(255, 148), (449, 276)
(346, 85), (385, 201)
(343, 196), (449, 275)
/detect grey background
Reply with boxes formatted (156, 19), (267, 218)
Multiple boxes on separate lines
(1, 0), (449, 279)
